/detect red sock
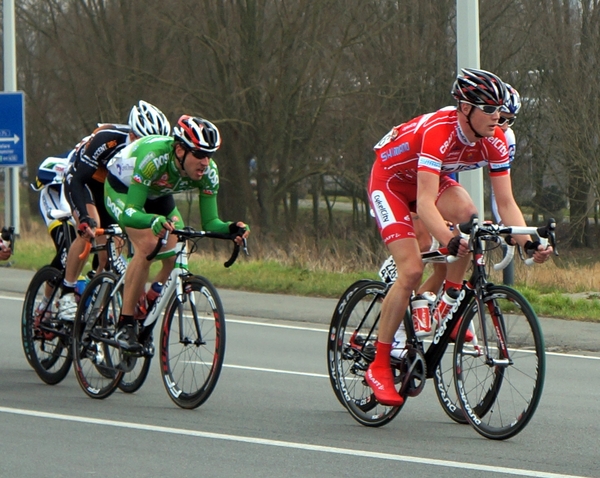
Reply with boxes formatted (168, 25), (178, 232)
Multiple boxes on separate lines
(372, 341), (392, 368)
(444, 280), (462, 291)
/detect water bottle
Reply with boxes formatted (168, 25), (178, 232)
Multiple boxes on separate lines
(75, 274), (90, 295)
(135, 282), (163, 319)
(411, 294), (433, 338)
(146, 281), (163, 309)
(432, 287), (460, 329)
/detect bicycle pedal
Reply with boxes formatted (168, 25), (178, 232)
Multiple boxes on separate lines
(143, 343), (155, 358)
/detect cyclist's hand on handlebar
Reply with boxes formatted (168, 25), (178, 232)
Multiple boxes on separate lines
(229, 221), (250, 246)
(78, 216), (97, 240)
(524, 240), (553, 264)
(151, 216), (173, 237)
(447, 235), (469, 258)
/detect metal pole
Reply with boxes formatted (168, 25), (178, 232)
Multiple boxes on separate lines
(4, 0), (20, 234)
(456, 0), (484, 220)
(502, 245), (515, 285)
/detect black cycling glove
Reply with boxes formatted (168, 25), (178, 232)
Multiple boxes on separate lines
(447, 236), (463, 256)
(524, 240), (542, 257)
(228, 222), (248, 236)
(78, 216), (97, 235)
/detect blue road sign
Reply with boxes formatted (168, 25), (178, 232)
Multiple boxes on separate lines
(0, 91), (26, 167)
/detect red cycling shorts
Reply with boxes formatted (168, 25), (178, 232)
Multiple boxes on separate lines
(368, 171), (460, 245)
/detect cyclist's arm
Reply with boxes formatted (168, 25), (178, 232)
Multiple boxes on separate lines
(120, 180), (157, 229)
(489, 174), (530, 247)
(416, 170), (455, 247)
(64, 155), (97, 222)
(198, 192), (231, 233)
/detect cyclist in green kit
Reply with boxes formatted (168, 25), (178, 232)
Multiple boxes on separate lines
(105, 115), (249, 351)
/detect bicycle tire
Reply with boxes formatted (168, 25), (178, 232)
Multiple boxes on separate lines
(327, 279), (374, 407)
(72, 272), (124, 399)
(159, 275), (226, 409)
(21, 266), (73, 385)
(454, 285), (545, 440)
(329, 280), (403, 427)
(432, 293), (501, 425)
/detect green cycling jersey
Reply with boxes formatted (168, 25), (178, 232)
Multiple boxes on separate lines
(105, 135), (231, 233)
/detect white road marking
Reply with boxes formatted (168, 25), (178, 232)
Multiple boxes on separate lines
(224, 363), (327, 378)
(0, 406), (587, 478)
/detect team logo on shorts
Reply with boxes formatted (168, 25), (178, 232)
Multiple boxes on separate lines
(370, 190), (396, 226)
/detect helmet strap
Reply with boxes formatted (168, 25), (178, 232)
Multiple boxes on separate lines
(463, 105), (484, 139)
(175, 144), (187, 171)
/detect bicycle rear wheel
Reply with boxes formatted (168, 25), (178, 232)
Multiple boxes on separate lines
(21, 266), (73, 385)
(329, 280), (403, 427)
(454, 285), (545, 440)
(159, 275), (226, 409)
(327, 279), (374, 407)
(72, 272), (124, 399)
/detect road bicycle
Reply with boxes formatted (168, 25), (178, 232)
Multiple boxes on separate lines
(327, 216), (557, 440)
(72, 226), (248, 409)
(21, 211), (126, 385)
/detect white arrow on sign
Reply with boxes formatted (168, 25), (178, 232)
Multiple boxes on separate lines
(0, 135), (20, 144)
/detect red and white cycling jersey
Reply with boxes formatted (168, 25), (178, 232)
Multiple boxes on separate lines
(372, 106), (510, 182)
(368, 107), (510, 244)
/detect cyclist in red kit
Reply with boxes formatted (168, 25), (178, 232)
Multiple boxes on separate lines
(365, 68), (553, 406)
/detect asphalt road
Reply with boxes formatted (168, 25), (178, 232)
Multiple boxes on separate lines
(1, 269), (599, 477)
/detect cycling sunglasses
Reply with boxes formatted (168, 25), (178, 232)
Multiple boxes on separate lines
(464, 102), (503, 115)
(188, 148), (213, 159)
(498, 115), (517, 127)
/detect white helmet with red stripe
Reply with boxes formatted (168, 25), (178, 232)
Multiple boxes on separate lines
(172, 115), (221, 156)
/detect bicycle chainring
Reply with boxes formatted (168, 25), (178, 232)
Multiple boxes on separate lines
(399, 347), (427, 398)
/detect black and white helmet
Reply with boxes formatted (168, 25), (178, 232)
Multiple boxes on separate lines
(128, 100), (171, 137)
(451, 68), (508, 106)
(172, 115), (221, 156)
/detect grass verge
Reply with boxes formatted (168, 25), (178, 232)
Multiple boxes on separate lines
(5, 226), (600, 323)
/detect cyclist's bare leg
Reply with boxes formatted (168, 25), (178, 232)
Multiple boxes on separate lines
(154, 256), (176, 284)
(377, 237), (424, 343)
(122, 227), (177, 316)
(366, 237), (423, 405)
(418, 262), (445, 295)
(412, 213), (446, 295)
(436, 185), (478, 285)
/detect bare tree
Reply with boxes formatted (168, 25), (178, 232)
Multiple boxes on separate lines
(13, 0), (600, 250)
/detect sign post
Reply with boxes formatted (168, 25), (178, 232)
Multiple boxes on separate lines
(3, 0), (23, 235)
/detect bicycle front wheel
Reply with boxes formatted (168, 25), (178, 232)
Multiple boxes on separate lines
(72, 272), (124, 399)
(454, 285), (545, 440)
(159, 275), (226, 409)
(433, 341), (468, 424)
(21, 266), (73, 384)
(329, 280), (403, 427)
